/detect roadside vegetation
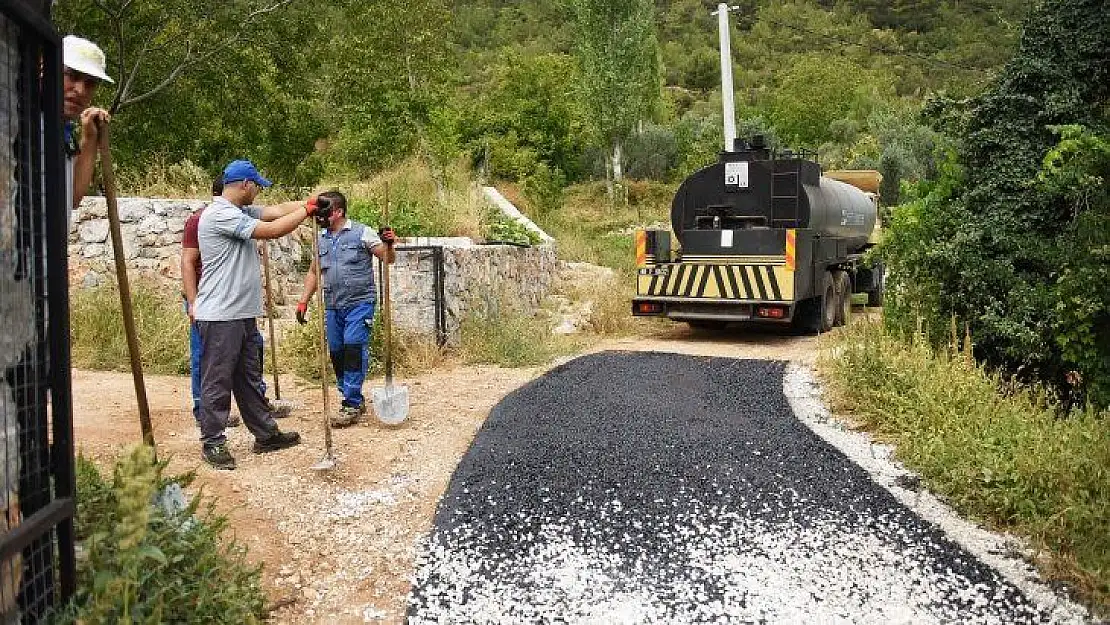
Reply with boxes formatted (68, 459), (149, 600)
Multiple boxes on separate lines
(52, 446), (266, 623)
(70, 281), (190, 375)
(819, 320), (1109, 614)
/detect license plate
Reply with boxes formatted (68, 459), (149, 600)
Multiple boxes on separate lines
(638, 266), (671, 277)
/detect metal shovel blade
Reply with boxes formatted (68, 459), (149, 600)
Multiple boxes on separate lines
(311, 454), (337, 471)
(371, 383), (409, 425)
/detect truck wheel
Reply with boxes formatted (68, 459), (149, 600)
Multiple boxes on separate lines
(833, 270), (852, 327)
(792, 297), (821, 334)
(867, 276), (884, 307)
(819, 271), (837, 332)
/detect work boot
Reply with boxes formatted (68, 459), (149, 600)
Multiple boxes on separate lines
(203, 443), (236, 470)
(330, 404), (362, 428)
(266, 398), (295, 419)
(227, 413), (242, 427)
(252, 430), (301, 453)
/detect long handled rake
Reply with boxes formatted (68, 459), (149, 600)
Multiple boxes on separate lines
(309, 225), (336, 471)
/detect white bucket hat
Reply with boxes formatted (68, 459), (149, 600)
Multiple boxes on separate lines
(63, 35), (114, 84)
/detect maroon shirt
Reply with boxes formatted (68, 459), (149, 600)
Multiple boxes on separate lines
(182, 208), (204, 280)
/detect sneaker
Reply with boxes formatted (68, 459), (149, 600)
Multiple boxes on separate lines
(267, 399), (295, 419)
(203, 443), (236, 470)
(227, 413), (242, 427)
(330, 404), (362, 428)
(252, 430), (301, 453)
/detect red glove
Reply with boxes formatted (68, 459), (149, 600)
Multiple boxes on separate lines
(295, 301), (309, 325)
(379, 226), (396, 246)
(305, 196), (330, 216)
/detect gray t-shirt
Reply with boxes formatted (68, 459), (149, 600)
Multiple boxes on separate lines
(194, 197), (264, 321)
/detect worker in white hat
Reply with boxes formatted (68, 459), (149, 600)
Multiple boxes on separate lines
(62, 35), (114, 209)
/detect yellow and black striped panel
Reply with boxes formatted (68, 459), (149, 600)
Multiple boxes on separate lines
(637, 263), (795, 301)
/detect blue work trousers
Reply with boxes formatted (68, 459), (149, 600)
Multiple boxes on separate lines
(325, 301), (376, 408)
(187, 300), (267, 421)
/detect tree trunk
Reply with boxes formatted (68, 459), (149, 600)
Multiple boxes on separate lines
(612, 138), (623, 183)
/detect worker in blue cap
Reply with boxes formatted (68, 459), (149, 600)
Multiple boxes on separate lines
(191, 159), (330, 470)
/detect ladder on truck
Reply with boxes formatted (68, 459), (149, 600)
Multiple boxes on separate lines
(771, 160), (800, 228)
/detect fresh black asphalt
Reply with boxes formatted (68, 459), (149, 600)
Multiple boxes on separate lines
(408, 351), (1056, 623)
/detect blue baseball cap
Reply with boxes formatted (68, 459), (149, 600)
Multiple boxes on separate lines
(222, 160), (272, 188)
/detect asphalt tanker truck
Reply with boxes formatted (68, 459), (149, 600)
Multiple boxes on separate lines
(631, 143), (883, 333)
(631, 4), (884, 333)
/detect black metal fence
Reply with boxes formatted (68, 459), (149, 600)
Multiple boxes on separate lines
(0, 1), (76, 622)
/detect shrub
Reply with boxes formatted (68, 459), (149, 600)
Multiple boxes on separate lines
(53, 446), (266, 623)
(880, 0), (1110, 409)
(819, 320), (1110, 613)
(70, 281), (189, 375)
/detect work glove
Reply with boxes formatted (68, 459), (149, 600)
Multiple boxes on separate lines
(305, 195), (331, 217)
(295, 301), (309, 325)
(379, 226), (396, 246)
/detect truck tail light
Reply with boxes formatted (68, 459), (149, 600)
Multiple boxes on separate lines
(756, 305), (787, 319)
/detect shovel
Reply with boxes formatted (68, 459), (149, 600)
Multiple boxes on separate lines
(310, 224), (337, 471)
(371, 188), (409, 425)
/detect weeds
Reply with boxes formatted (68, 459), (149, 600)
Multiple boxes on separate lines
(818, 320), (1110, 614)
(460, 301), (582, 368)
(53, 447), (266, 623)
(70, 281), (189, 375)
(279, 309), (447, 383)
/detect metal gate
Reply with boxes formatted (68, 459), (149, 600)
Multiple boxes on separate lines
(0, 1), (77, 622)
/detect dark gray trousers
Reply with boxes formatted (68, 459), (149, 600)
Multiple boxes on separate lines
(196, 318), (278, 447)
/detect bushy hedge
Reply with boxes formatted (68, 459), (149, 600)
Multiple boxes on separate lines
(881, 0), (1110, 408)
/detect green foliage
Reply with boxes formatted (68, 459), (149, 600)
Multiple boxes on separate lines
(55, 447), (266, 623)
(571, 0), (660, 159)
(456, 53), (587, 183)
(1038, 126), (1110, 408)
(70, 281), (189, 375)
(819, 321), (1110, 613)
(881, 0), (1110, 408)
(482, 208), (542, 246)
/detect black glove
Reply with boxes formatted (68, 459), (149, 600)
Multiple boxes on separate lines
(306, 196), (333, 227)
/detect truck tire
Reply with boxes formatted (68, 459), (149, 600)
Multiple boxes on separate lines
(867, 268), (885, 307)
(819, 271), (837, 332)
(833, 270), (852, 327)
(795, 272), (837, 334)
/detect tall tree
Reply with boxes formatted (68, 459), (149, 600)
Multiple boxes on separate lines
(571, 0), (660, 196)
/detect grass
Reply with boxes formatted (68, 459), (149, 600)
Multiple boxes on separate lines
(70, 281), (190, 375)
(818, 319), (1110, 615)
(279, 309), (449, 383)
(459, 301), (584, 368)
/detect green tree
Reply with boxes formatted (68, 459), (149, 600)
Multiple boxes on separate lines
(53, 0), (327, 183)
(571, 0), (660, 196)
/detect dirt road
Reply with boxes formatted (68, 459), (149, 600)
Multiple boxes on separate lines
(71, 324), (819, 623)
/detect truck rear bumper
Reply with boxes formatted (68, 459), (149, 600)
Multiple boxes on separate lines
(632, 297), (794, 323)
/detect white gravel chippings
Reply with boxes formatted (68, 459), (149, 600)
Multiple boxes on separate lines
(407, 351), (1092, 624)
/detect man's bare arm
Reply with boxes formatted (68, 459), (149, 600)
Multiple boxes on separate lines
(181, 247), (200, 319)
(252, 206), (309, 240)
(257, 200), (309, 221)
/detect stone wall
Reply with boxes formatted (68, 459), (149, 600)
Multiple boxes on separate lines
(390, 239), (558, 345)
(67, 197), (306, 301)
(68, 197), (558, 345)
